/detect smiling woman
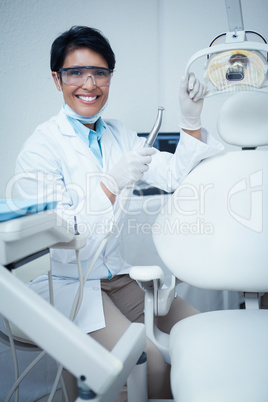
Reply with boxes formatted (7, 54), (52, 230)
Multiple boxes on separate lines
(14, 25), (223, 401)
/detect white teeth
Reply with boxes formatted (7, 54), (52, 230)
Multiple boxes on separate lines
(78, 96), (97, 101)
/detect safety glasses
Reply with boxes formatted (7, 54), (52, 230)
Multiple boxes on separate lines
(58, 66), (113, 87)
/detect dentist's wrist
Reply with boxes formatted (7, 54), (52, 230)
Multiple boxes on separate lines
(101, 182), (116, 204)
(181, 128), (202, 141)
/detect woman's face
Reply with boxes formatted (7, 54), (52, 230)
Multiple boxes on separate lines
(53, 47), (110, 120)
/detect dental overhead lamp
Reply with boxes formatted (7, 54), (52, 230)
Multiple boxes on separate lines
(185, 0), (268, 97)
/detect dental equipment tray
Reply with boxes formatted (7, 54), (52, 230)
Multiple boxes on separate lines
(0, 210), (74, 266)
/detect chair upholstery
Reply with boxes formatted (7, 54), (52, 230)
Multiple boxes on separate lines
(152, 92), (268, 401)
(169, 310), (268, 401)
(153, 150), (268, 292)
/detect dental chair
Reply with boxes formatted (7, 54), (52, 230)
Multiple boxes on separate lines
(130, 91), (268, 401)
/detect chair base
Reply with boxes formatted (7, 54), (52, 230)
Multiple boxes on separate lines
(169, 309), (268, 402)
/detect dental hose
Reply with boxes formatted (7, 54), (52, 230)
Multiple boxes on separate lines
(70, 106), (165, 319)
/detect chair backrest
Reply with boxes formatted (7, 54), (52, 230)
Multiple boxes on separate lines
(153, 92), (268, 293)
(217, 92), (268, 148)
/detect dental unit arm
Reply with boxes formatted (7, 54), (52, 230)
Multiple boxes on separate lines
(0, 266), (146, 402)
(0, 210), (147, 401)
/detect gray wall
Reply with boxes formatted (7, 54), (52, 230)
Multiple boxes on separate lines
(1, 0), (267, 196)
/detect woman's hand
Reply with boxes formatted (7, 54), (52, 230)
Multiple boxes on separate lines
(179, 73), (207, 140)
(101, 147), (156, 200)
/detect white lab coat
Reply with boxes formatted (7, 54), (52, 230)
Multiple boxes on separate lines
(15, 108), (223, 333)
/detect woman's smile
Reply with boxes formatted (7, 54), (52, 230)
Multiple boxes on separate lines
(76, 95), (98, 102)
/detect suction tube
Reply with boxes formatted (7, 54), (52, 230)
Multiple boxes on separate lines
(144, 106), (165, 147)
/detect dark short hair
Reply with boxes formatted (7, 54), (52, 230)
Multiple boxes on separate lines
(50, 26), (116, 72)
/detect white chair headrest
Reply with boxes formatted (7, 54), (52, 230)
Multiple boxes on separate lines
(217, 92), (268, 148)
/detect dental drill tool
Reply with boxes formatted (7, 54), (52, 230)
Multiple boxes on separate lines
(144, 106), (165, 148)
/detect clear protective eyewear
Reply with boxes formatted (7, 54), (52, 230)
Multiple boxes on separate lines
(58, 66), (113, 87)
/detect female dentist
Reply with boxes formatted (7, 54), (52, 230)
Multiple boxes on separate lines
(15, 26), (223, 401)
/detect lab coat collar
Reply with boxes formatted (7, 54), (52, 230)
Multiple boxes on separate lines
(57, 108), (104, 168)
(57, 108), (107, 138)
(57, 107), (77, 137)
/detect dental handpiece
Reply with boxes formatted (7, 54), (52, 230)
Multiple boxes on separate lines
(144, 106), (165, 148)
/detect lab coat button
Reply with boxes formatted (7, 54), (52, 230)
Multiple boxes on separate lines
(93, 287), (99, 291)
(104, 257), (108, 264)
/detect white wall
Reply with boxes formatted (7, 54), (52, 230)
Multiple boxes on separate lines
(0, 0), (267, 197)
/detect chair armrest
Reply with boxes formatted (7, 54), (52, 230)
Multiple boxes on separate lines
(130, 265), (176, 316)
(129, 265), (164, 288)
(130, 265), (173, 363)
